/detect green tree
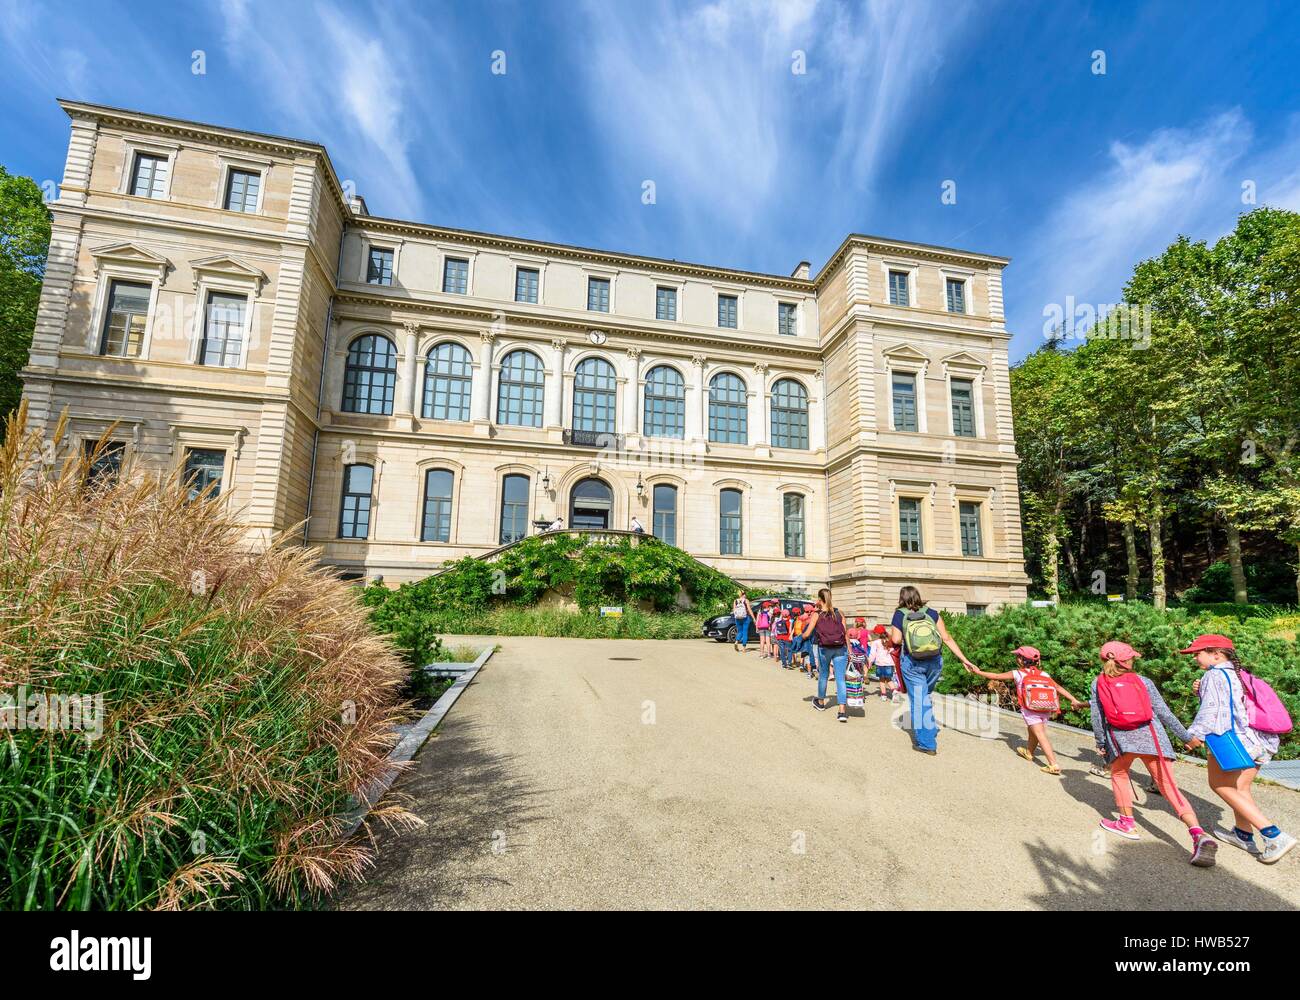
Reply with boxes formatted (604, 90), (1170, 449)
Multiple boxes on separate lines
(1010, 343), (1091, 601)
(0, 167), (51, 420)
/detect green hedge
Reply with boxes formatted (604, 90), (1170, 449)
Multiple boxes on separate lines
(364, 534), (738, 663)
(942, 602), (1300, 760)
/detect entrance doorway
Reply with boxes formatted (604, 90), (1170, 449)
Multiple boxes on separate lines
(570, 477), (613, 529)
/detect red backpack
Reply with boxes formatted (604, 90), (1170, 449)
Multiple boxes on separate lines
(1096, 671), (1162, 758)
(1017, 668), (1060, 714)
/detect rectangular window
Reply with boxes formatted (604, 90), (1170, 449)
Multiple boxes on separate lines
(656, 286), (677, 321)
(717, 294), (738, 329)
(183, 448), (225, 501)
(888, 270), (910, 307)
(899, 498), (923, 553)
(783, 493), (805, 558)
(499, 474), (530, 545)
(338, 464), (374, 539)
(129, 152), (168, 199)
(99, 280), (151, 358)
(224, 169), (261, 213)
(778, 302), (798, 336)
(366, 247), (394, 285)
(199, 292), (247, 367)
(652, 484), (677, 546)
(587, 276), (610, 312)
(515, 267), (539, 303)
(945, 277), (966, 314)
(892, 372), (918, 432)
(421, 469), (454, 542)
(959, 501), (983, 557)
(950, 378), (976, 437)
(719, 488), (742, 555)
(443, 257), (469, 294)
(83, 440), (125, 487)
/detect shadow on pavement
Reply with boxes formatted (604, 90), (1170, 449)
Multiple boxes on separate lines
(1024, 837), (1298, 911)
(335, 715), (546, 910)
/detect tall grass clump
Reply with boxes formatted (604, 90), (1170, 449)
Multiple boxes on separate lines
(0, 405), (414, 910)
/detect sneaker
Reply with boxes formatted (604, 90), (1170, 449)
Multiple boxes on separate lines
(838, 711), (848, 723)
(912, 745), (937, 756)
(812, 699), (827, 712)
(1099, 816), (1140, 841)
(1212, 826), (1262, 857)
(1190, 833), (1218, 868)
(1259, 831), (1297, 865)
(1088, 764), (1110, 779)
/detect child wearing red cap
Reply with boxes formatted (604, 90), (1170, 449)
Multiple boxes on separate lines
(964, 646), (1083, 775)
(1091, 641), (1216, 867)
(1181, 633), (1295, 865)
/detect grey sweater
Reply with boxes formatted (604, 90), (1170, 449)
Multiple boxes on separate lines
(1090, 675), (1190, 761)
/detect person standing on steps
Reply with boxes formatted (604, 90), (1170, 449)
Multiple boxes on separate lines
(808, 588), (851, 723)
(732, 590), (753, 652)
(887, 586), (976, 755)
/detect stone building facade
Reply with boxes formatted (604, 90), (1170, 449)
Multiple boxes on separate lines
(22, 101), (1029, 617)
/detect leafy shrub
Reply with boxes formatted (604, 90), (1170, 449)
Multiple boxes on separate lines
(364, 533), (739, 660)
(0, 406), (412, 909)
(942, 601), (1300, 759)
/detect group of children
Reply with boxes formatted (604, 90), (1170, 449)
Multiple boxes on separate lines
(750, 600), (1295, 870)
(753, 602), (904, 699)
(968, 634), (1296, 869)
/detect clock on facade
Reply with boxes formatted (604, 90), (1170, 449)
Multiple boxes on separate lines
(587, 330), (607, 345)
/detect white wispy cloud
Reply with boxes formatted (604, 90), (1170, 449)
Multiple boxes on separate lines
(1010, 108), (1300, 354)
(567, 0), (973, 252)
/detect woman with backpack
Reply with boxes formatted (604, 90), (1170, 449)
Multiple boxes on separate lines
(887, 586), (977, 754)
(807, 588), (852, 722)
(732, 591), (753, 652)
(1179, 634), (1296, 865)
(964, 645), (1084, 775)
(1091, 641), (1217, 867)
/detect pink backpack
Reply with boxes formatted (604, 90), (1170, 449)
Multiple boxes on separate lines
(1239, 669), (1294, 734)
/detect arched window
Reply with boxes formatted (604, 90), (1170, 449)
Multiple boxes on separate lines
(652, 483), (678, 545)
(572, 357), (616, 434)
(770, 378), (809, 450)
(421, 468), (454, 542)
(338, 464), (374, 539)
(423, 342), (472, 421)
(570, 477), (613, 530)
(708, 372), (747, 444)
(496, 349), (545, 427)
(342, 334), (397, 415)
(783, 493), (806, 558)
(499, 474), (530, 545)
(719, 488), (742, 555)
(643, 365), (685, 439)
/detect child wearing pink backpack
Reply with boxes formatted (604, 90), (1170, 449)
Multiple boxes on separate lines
(1090, 641), (1217, 867)
(1180, 633), (1296, 865)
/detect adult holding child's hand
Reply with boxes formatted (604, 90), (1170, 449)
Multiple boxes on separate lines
(886, 586), (976, 756)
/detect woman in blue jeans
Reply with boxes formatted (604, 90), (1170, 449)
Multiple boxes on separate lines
(887, 586), (976, 754)
(807, 588), (852, 723)
(731, 591), (753, 652)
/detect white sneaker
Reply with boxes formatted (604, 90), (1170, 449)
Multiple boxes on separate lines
(1212, 826), (1262, 857)
(1259, 830), (1297, 865)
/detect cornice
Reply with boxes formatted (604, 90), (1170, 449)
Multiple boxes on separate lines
(332, 289), (827, 360)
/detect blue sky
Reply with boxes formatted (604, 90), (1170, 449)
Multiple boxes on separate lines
(2, 0), (1298, 360)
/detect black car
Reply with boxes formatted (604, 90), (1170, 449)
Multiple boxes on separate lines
(702, 596), (814, 642)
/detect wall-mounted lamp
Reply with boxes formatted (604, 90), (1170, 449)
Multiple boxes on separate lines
(635, 472), (645, 498)
(541, 468), (551, 491)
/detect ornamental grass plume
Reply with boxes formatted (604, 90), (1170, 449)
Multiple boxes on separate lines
(0, 402), (417, 910)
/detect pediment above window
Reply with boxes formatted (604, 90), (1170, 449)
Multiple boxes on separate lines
(881, 343), (930, 369)
(89, 241), (172, 279)
(940, 350), (986, 373)
(190, 254), (267, 292)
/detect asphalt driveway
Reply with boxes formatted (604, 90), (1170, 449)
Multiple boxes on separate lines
(339, 636), (1300, 910)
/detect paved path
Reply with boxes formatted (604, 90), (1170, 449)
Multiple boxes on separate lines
(340, 637), (1300, 910)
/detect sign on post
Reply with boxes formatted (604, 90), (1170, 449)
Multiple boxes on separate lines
(599, 606), (623, 618)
